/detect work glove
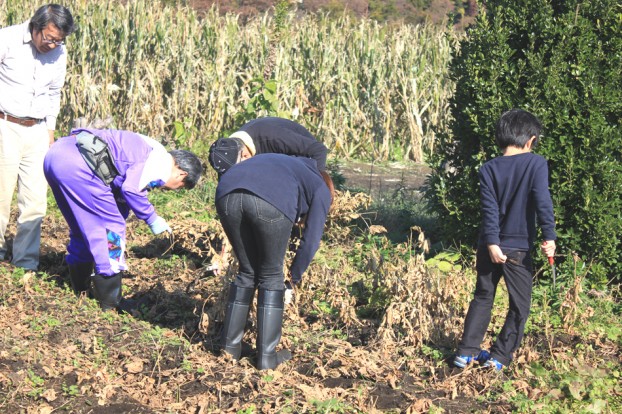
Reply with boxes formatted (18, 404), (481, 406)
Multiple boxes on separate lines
(284, 272), (300, 305)
(149, 216), (172, 235)
(284, 281), (295, 305)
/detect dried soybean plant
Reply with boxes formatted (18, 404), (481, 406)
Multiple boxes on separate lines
(373, 228), (472, 354)
(560, 253), (592, 332)
(6, 0), (455, 163)
(324, 190), (373, 241)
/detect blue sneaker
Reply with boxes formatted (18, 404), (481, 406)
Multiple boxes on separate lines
(453, 350), (490, 368)
(483, 357), (504, 371)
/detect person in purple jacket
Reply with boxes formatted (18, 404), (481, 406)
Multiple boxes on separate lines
(44, 128), (202, 311)
(453, 109), (557, 371)
(208, 140), (331, 370)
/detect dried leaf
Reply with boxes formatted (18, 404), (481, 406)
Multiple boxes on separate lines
(407, 398), (432, 413)
(41, 389), (57, 402)
(125, 359), (144, 374)
(568, 381), (584, 400)
(368, 225), (387, 234)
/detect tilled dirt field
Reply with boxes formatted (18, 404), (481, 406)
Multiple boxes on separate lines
(0, 201), (510, 413)
(335, 160), (431, 199)
(1, 181), (619, 413)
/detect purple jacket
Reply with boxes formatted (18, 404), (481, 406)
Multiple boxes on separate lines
(71, 128), (171, 225)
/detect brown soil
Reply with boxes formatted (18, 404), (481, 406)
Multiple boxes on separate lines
(1, 179), (616, 412)
(0, 205), (504, 413)
(335, 160), (431, 199)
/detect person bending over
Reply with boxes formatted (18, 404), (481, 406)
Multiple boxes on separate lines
(215, 117), (334, 203)
(44, 128), (202, 311)
(209, 142), (331, 370)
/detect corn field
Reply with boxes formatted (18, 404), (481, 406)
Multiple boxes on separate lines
(1, 0), (456, 162)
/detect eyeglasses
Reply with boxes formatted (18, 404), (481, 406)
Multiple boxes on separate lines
(41, 32), (64, 46)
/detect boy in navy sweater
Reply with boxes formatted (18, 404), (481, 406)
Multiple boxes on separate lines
(454, 109), (557, 370)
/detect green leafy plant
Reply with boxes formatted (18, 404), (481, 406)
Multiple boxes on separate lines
(61, 382), (80, 397)
(172, 118), (199, 150)
(426, 0), (622, 286)
(425, 249), (463, 273)
(311, 398), (349, 413)
(26, 370), (45, 398)
(232, 78), (284, 128)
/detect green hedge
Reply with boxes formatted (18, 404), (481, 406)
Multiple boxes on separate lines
(426, 0), (622, 284)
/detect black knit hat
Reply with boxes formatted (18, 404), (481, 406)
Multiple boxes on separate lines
(208, 138), (245, 176)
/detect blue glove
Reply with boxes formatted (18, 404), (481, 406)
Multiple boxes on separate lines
(149, 216), (172, 235)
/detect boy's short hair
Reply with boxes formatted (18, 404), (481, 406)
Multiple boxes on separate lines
(495, 109), (542, 149)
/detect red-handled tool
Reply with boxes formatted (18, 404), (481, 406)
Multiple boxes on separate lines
(548, 256), (556, 289)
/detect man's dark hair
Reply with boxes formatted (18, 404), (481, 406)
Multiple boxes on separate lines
(495, 109), (543, 149)
(170, 150), (203, 189)
(30, 4), (75, 36)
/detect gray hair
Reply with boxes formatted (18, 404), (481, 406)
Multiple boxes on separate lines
(170, 150), (203, 189)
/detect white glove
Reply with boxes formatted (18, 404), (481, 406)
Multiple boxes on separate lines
(284, 281), (294, 305)
(149, 216), (172, 235)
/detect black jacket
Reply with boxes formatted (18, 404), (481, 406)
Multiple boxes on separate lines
(239, 117), (328, 171)
(479, 152), (556, 251)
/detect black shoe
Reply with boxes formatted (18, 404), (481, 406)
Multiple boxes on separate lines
(91, 273), (122, 311)
(68, 262), (94, 295)
(221, 283), (255, 360)
(256, 289), (291, 370)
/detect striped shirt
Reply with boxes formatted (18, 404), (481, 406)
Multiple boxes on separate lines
(0, 21), (67, 130)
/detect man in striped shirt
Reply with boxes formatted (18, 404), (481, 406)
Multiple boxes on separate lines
(0, 4), (75, 270)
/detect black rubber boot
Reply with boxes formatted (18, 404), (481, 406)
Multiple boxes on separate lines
(91, 273), (122, 311)
(256, 289), (292, 370)
(221, 283), (255, 360)
(68, 262), (93, 295)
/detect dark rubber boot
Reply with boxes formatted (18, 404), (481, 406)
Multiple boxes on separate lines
(68, 262), (93, 295)
(91, 273), (122, 311)
(221, 283), (255, 360)
(256, 289), (292, 370)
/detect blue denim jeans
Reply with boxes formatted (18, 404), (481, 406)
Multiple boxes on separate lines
(216, 190), (293, 291)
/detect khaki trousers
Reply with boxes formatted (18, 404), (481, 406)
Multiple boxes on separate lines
(0, 119), (48, 270)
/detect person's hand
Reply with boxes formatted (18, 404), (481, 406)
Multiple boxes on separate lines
(541, 240), (556, 258)
(48, 130), (55, 147)
(284, 280), (296, 305)
(284, 272), (300, 305)
(487, 244), (507, 264)
(149, 216), (172, 235)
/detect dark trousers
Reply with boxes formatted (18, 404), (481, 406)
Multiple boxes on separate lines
(216, 190), (293, 291)
(457, 248), (533, 366)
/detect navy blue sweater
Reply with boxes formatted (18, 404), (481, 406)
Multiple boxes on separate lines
(239, 117), (328, 171)
(478, 152), (556, 251)
(216, 154), (331, 281)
